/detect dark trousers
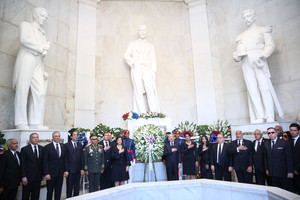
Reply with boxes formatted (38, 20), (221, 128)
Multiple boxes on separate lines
(66, 172), (81, 197)
(215, 164), (231, 181)
(294, 174), (300, 194)
(46, 174), (63, 200)
(88, 173), (100, 193)
(200, 164), (212, 179)
(166, 164), (179, 181)
(271, 176), (294, 192)
(100, 168), (112, 190)
(22, 181), (41, 200)
(254, 169), (266, 185)
(235, 168), (252, 183)
(3, 187), (18, 200)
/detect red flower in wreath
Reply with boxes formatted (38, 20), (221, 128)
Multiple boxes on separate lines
(183, 130), (194, 137)
(122, 112), (129, 119)
(173, 130), (181, 136)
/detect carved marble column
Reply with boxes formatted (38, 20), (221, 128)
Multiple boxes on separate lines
(185, 0), (218, 124)
(74, 0), (99, 129)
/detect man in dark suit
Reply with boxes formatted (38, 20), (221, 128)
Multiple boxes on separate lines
(65, 130), (84, 197)
(99, 132), (114, 189)
(43, 131), (68, 200)
(163, 134), (181, 181)
(0, 138), (21, 200)
(231, 130), (253, 183)
(21, 133), (43, 200)
(290, 123), (300, 194)
(264, 127), (294, 191)
(211, 133), (233, 181)
(252, 129), (267, 185)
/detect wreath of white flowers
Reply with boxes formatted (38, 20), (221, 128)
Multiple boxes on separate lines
(134, 124), (165, 162)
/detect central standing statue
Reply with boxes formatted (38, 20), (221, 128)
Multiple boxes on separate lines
(124, 25), (160, 113)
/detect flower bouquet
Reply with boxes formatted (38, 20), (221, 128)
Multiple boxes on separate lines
(139, 112), (166, 119)
(174, 121), (199, 141)
(92, 123), (111, 139)
(207, 120), (232, 143)
(68, 128), (90, 148)
(122, 111), (139, 121)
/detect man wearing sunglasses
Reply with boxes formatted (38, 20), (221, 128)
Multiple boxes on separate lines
(264, 127), (293, 191)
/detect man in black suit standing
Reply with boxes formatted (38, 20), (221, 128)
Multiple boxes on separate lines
(231, 130), (253, 183)
(0, 138), (21, 200)
(99, 132), (114, 189)
(211, 133), (233, 181)
(21, 133), (43, 200)
(163, 134), (181, 181)
(252, 129), (267, 185)
(264, 127), (294, 191)
(290, 123), (300, 194)
(43, 131), (68, 200)
(65, 130), (84, 197)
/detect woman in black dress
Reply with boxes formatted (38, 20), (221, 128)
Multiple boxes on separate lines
(199, 135), (212, 179)
(111, 136), (130, 186)
(182, 132), (198, 179)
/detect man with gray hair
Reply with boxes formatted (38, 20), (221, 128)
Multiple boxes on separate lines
(43, 131), (67, 200)
(21, 133), (43, 200)
(0, 138), (21, 200)
(13, 7), (50, 129)
(252, 129), (267, 185)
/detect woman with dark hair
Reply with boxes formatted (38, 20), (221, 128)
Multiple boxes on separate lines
(199, 135), (212, 179)
(282, 131), (292, 141)
(111, 136), (130, 186)
(181, 132), (198, 179)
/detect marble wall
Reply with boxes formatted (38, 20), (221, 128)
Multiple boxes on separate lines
(95, 0), (197, 128)
(0, 0), (78, 130)
(207, 0), (300, 124)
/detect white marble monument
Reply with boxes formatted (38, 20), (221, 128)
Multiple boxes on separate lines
(124, 25), (160, 114)
(13, 7), (50, 130)
(233, 9), (284, 124)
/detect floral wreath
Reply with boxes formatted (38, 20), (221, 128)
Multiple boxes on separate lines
(134, 124), (165, 162)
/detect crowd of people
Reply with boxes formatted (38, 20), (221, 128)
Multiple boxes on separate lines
(0, 123), (299, 200)
(163, 123), (300, 195)
(0, 130), (135, 200)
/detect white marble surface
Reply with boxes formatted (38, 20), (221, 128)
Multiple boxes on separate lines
(67, 179), (300, 200)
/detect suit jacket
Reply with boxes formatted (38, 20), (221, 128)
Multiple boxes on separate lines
(264, 139), (293, 178)
(64, 142), (84, 174)
(210, 143), (232, 167)
(252, 138), (267, 172)
(291, 137), (300, 172)
(163, 142), (181, 167)
(0, 150), (21, 189)
(21, 144), (43, 182)
(99, 140), (113, 169)
(43, 142), (66, 177)
(231, 139), (253, 170)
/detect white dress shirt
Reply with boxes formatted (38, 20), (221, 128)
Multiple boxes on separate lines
(293, 135), (299, 146)
(10, 150), (20, 165)
(53, 141), (61, 157)
(31, 144), (39, 158)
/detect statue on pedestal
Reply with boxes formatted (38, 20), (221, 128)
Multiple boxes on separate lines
(13, 7), (50, 129)
(124, 25), (160, 114)
(233, 9), (283, 123)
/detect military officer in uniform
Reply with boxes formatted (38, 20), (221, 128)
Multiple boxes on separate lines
(123, 130), (136, 183)
(84, 135), (104, 193)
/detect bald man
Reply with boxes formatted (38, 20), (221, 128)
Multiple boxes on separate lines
(231, 130), (253, 183)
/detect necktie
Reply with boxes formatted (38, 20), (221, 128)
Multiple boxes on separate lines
(271, 141), (275, 150)
(238, 140), (240, 146)
(56, 143), (60, 157)
(217, 144), (222, 163)
(73, 142), (77, 150)
(14, 152), (20, 165)
(106, 141), (108, 147)
(34, 145), (38, 158)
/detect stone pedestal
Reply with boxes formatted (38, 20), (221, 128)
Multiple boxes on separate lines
(2, 129), (69, 150)
(126, 118), (172, 138)
(231, 122), (292, 141)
